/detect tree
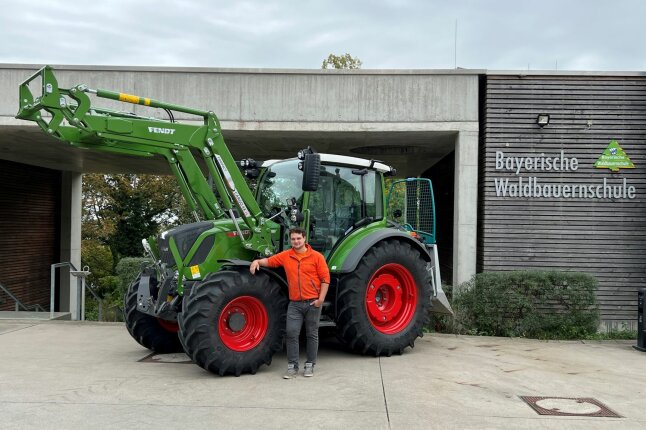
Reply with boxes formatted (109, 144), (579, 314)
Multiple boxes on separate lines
(82, 173), (192, 267)
(81, 173), (194, 321)
(322, 53), (362, 69)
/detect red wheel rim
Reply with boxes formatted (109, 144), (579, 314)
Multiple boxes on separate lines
(157, 318), (179, 333)
(365, 263), (418, 334)
(218, 296), (268, 352)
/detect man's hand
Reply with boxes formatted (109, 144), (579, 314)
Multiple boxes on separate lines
(250, 260), (260, 274)
(310, 283), (329, 308)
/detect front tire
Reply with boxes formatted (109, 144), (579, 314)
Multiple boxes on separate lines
(336, 239), (431, 356)
(178, 269), (287, 376)
(124, 274), (183, 353)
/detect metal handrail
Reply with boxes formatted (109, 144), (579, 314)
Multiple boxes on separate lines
(51, 262), (76, 319)
(50, 262), (91, 320)
(84, 283), (103, 322)
(0, 281), (46, 312)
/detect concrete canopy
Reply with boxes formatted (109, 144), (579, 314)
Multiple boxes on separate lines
(0, 126), (458, 177)
(1, 64), (479, 176)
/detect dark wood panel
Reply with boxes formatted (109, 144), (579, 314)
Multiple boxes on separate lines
(0, 160), (60, 311)
(479, 74), (646, 323)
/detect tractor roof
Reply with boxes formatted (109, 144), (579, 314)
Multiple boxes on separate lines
(262, 154), (393, 174)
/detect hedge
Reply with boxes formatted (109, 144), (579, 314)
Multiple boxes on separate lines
(451, 271), (600, 339)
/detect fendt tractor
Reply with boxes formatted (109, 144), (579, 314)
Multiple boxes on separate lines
(17, 66), (451, 376)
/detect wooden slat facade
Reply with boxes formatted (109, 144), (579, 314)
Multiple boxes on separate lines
(0, 160), (60, 311)
(479, 75), (646, 327)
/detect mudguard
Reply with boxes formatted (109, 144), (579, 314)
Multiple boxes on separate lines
(218, 259), (289, 292)
(339, 229), (431, 274)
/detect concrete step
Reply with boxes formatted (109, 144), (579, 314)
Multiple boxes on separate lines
(0, 311), (71, 320)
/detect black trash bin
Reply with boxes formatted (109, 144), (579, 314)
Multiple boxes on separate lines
(634, 288), (646, 352)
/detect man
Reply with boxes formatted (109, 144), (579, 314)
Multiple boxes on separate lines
(250, 227), (330, 379)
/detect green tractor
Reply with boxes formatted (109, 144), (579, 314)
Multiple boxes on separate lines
(17, 66), (451, 376)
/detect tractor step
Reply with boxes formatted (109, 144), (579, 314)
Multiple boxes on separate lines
(319, 314), (336, 327)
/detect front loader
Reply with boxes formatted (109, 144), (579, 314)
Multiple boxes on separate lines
(17, 66), (451, 376)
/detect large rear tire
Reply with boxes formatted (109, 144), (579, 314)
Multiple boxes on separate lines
(336, 239), (431, 356)
(178, 269), (287, 376)
(124, 274), (183, 353)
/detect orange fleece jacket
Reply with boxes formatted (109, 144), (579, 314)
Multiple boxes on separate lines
(266, 244), (330, 301)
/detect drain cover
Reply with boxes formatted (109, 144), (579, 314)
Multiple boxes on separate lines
(139, 352), (193, 364)
(520, 396), (621, 418)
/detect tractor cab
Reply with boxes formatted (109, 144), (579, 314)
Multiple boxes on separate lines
(256, 154), (391, 256)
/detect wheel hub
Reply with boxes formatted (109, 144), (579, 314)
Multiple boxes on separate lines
(218, 296), (268, 352)
(367, 274), (403, 323)
(365, 263), (418, 334)
(226, 311), (247, 332)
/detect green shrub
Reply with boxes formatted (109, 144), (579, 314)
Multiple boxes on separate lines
(84, 296), (125, 322)
(427, 283), (454, 332)
(94, 275), (120, 298)
(115, 257), (152, 296)
(452, 271), (599, 339)
(84, 257), (152, 322)
(81, 240), (114, 289)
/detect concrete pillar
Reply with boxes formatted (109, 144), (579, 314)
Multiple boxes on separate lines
(452, 130), (478, 289)
(60, 171), (82, 319)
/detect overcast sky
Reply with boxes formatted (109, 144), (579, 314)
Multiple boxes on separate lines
(1, 0), (644, 71)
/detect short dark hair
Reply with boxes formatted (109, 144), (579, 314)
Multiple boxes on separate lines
(289, 227), (307, 238)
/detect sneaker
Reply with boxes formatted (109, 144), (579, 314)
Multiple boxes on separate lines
(283, 364), (298, 379)
(303, 362), (314, 377)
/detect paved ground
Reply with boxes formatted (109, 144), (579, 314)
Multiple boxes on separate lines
(0, 319), (644, 429)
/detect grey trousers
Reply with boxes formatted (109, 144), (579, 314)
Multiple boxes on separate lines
(285, 300), (322, 367)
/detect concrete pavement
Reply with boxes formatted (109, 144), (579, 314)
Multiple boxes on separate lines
(0, 320), (644, 429)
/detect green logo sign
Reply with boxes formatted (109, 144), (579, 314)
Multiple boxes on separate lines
(594, 140), (635, 172)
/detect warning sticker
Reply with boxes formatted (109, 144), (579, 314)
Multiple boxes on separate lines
(190, 265), (201, 279)
(118, 93), (140, 104)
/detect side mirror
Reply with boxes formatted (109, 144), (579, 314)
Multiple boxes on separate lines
(297, 147), (320, 192)
(302, 153), (320, 191)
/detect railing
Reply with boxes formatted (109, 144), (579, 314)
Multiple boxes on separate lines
(50, 263), (112, 321)
(0, 281), (46, 312)
(50, 262), (92, 320)
(84, 282), (104, 322)
(2, 265), (104, 321)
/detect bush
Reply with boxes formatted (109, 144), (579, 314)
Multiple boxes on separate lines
(81, 240), (114, 289)
(115, 257), (152, 297)
(83, 257), (152, 322)
(94, 275), (121, 298)
(427, 283), (454, 333)
(452, 271), (599, 339)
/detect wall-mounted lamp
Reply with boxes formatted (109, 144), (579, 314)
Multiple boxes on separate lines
(536, 113), (550, 127)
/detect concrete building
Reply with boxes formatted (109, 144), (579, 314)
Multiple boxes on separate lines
(0, 64), (643, 328)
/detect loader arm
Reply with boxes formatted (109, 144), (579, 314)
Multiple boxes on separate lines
(17, 66), (275, 256)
